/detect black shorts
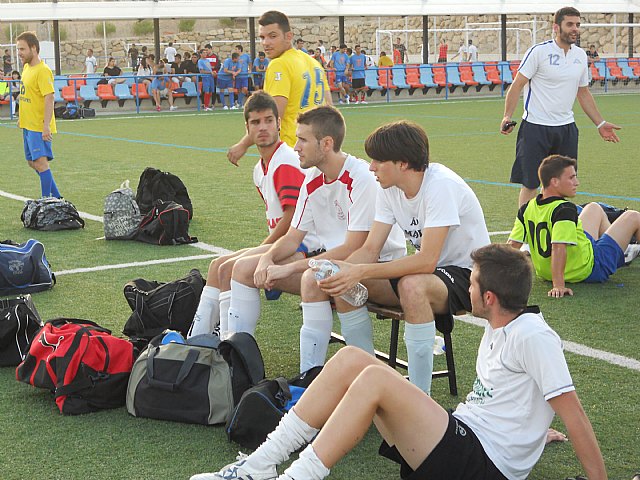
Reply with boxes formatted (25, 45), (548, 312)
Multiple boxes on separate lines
(510, 120), (579, 189)
(352, 78), (366, 89)
(388, 265), (471, 314)
(379, 413), (507, 480)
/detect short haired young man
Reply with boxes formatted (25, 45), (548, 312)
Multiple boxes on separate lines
(234, 44), (252, 107)
(227, 11), (330, 163)
(224, 106), (405, 341)
(508, 154), (640, 297)
(16, 31), (62, 199)
(192, 244), (607, 480)
(312, 121), (490, 393)
(197, 49), (216, 111)
(252, 51), (269, 90)
(501, 6), (621, 208)
(329, 43), (350, 104)
(150, 68), (176, 112)
(219, 52), (240, 110)
(188, 92), (312, 339)
(346, 44), (368, 104)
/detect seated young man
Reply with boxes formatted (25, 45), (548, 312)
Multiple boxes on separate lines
(188, 91), (312, 339)
(508, 154), (640, 298)
(191, 244), (608, 480)
(308, 121), (490, 394)
(226, 106), (406, 340)
(150, 69), (176, 112)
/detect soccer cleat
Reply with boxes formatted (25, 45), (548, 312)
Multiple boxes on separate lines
(360, 99), (367, 104)
(345, 95), (350, 104)
(204, 107), (213, 112)
(190, 453), (277, 480)
(624, 243), (640, 265)
(338, 99), (344, 105)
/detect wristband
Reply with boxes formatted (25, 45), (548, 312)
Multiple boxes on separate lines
(596, 120), (606, 129)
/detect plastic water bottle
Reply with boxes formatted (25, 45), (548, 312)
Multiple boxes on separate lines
(308, 259), (369, 307)
(433, 335), (446, 355)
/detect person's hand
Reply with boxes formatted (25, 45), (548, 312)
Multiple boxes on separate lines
(597, 121), (621, 143)
(317, 260), (360, 297)
(545, 428), (568, 444)
(254, 257), (274, 289)
(227, 142), (249, 166)
(265, 264), (293, 290)
(500, 116), (516, 135)
(42, 125), (52, 142)
(548, 286), (573, 298)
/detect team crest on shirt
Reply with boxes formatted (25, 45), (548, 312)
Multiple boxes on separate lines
(334, 200), (346, 220)
(274, 72), (282, 81)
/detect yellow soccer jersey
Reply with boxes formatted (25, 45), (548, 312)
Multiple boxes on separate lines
(19, 61), (57, 133)
(265, 48), (328, 147)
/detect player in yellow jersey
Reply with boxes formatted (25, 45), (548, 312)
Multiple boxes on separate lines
(16, 31), (62, 198)
(227, 10), (331, 165)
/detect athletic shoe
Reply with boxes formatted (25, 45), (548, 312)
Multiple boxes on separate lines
(170, 106), (178, 111)
(155, 106), (161, 112)
(353, 100), (360, 104)
(360, 99), (367, 104)
(624, 243), (640, 265)
(204, 107), (212, 112)
(189, 453), (277, 480)
(223, 105), (229, 110)
(231, 105), (239, 110)
(338, 99), (344, 105)
(345, 95), (350, 104)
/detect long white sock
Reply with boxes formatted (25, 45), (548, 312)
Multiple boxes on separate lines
(404, 322), (436, 395)
(218, 290), (231, 339)
(338, 307), (374, 356)
(279, 445), (330, 480)
(227, 280), (261, 336)
(300, 301), (334, 373)
(245, 409), (319, 472)
(187, 286), (219, 338)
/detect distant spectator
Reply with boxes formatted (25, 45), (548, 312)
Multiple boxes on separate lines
(317, 39), (326, 56)
(102, 57), (126, 85)
(377, 51), (394, 67)
(218, 52), (240, 110)
(252, 51), (269, 90)
(437, 38), (449, 63)
(148, 54), (156, 68)
(362, 48), (375, 68)
(466, 40), (478, 62)
(3, 49), (12, 75)
(171, 53), (190, 84)
(197, 49), (215, 111)
(586, 44), (600, 65)
(329, 43), (350, 103)
(11, 70), (21, 107)
(295, 38), (308, 53)
(451, 41), (467, 61)
(393, 37), (406, 63)
(150, 67), (176, 111)
(204, 44), (220, 107)
(83, 49), (97, 74)
(235, 44), (251, 106)
(127, 43), (139, 71)
(136, 56), (153, 86)
(330, 45), (337, 56)
(312, 48), (326, 68)
(347, 44), (368, 104)
(184, 51), (199, 82)
(164, 42), (177, 63)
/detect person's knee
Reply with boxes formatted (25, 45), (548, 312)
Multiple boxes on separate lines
(232, 255), (257, 285)
(329, 346), (376, 372)
(218, 256), (238, 284)
(301, 268), (328, 302)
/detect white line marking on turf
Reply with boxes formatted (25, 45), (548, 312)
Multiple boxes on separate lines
(54, 254), (216, 276)
(488, 230), (511, 236)
(455, 314), (640, 372)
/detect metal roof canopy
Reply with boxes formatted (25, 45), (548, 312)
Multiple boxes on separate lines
(2, 0), (640, 22)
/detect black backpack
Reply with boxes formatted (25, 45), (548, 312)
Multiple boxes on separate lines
(225, 367), (323, 449)
(135, 167), (193, 219)
(21, 198), (85, 231)
(0, 295), (43, 367)
(122, 269), (205, 348)
(135, 200), (197, 245)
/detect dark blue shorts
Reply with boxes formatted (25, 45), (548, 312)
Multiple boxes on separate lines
(235, 77), (249, 89)
(23, 129), (54, 161)
(335, 73), (348, 84)
(253, 75), (264, 88)
(217, 78), (233, 90)
(201, 76), (214, 93)
(584, 232), (625, 283)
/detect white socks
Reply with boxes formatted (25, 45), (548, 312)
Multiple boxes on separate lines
(300, 301), (334, 373)
(218, 290), (231, 339)
(227, 280), (261, 336)
(245, 409), (319, 473)
(187, 286), (219, 338)
(279, 445), (330, 480)
(404, 322), (436, 395)
(338, 307), (375, 356)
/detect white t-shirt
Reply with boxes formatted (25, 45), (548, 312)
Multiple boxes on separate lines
(164, 46), (177, 63)
(467, 44), (478, 62)
(293, 154), (406, 260)
(517, 40), (589, 126)
(253, 142), (320, 250)
(85, 56), (97, 74)
(453, 308), (575, 480)
(375, 163), (490, 269)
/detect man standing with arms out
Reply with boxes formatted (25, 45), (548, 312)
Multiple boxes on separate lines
(310, 121), (489, 392)
(197, 49), (215, 111)
(501, 6), (621, 208)
(82, 48), (97, 74)
(329, 43), (350, 104)
(16, 32), (62, 199)
(508, 154), (640, 297)
(227, 11), (330, 163)
(193, 245), (607, 480)
(451, 40), (467, 61)
(346, 44), (368, 104)
(189, 91), (312, 339)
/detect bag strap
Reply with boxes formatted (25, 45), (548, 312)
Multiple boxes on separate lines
(273, 377), (292, 408)
(220, 332), (265, 385)
(146, 346), (199, 391)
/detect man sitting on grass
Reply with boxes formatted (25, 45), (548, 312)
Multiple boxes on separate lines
(508, 154), (640, 297)
(191, 244), (607, 480)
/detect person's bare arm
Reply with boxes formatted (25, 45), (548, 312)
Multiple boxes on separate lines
(576, 86), (621, 143)
(42, 93), (54, 141)
(549, 243), (573, 298)
(500, 71), (529, 134)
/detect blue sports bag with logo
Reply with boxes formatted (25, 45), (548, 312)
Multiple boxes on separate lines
(0, 239), (55, 296)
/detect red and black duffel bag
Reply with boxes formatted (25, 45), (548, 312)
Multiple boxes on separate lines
(16, 318), (134, 415)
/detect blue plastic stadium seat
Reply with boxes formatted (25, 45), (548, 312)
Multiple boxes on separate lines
(54, 78), (68, 91)
(183, 81), (199, 97)
(114, 83), (134, 106)
(85, 76), (102, 89)
(498, 61), (513, 84)
(391, 66), (411, 94)
(364, 69), (382, 94)
(471, 63), (492, 86)
(54, 86), (63, 103)
(78, 85), (99, 107)
(618, 58), (639, 81)
(418, 64), (438, 90)
(445, 65), (466, 87)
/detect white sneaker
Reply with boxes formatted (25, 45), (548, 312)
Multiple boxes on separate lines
(190, 453), (277, 480)
(231, 105), (239, 110)
(204, 107), (212, 112)
(624, 243), (640, 265)
(345, 95), (350, 104)
(170, 105), (178, 111)
(360, 99), (368, 104)
(223, 105), (229, 110)
(353, 100), (360, 104)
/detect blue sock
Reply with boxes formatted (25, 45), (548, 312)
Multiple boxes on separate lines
(38, 169), (53, 197)
(238, 91), (245, 106)
(404, 322), (436, 395)
(50, 175), (61, 198)
(229, 91), (235, 106)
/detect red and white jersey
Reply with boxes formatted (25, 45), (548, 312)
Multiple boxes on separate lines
(292, 154), (406, 260)
(206, 53), (219, 73)
(253, 142), (320, 249)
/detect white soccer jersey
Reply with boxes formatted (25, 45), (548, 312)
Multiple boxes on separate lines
(375, 163), (489, 269)
(253, 142), (320, 248)
(292, 154), (406, 260)
(453, 308), (575, 480)
(517, 40), (589, 126)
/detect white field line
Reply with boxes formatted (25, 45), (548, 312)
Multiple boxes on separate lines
(2, 189), (638, 372)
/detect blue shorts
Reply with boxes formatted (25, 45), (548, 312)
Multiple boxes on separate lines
(201, 76), (214, 93)
(584, 232), (625, 283)
(335, 73), (348, 84)
(23, 129), (54, 161)
(236, 77), (249, 89)
(253, 75), (264, 88)
(217, 78), (233, 90)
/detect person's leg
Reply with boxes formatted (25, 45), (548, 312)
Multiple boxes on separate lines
(229, 88), (236, 108)
(152, 89), (160, 108)
(299, 269), (335, 372)
(579, 202), (610, 240)
(168, 91), (174, 108)
(604, 210), (640, 252)
(511, 121), (551, 208)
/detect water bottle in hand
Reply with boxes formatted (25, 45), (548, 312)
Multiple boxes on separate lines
(308, 259), (369, 307)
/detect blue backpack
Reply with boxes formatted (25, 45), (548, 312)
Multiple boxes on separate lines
(0, 239), (55, 296)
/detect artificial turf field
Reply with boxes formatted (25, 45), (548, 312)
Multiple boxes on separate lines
(0, 93), (639, 479)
